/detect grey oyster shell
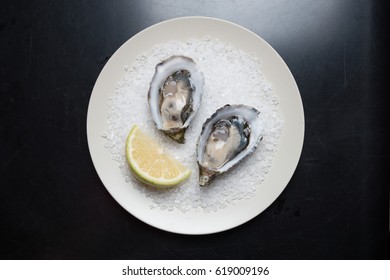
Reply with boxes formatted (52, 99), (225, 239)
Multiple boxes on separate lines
(196, 104), (264, 186)
(148, 55), (204, 143)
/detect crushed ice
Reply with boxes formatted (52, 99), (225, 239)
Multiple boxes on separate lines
(102, 38), (284, 213)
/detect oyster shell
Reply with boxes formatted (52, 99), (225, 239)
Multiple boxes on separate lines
(196, 104), (264, 186)
(148, 56), (204, 143)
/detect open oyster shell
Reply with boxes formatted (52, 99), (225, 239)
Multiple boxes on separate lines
(148, 55), (204, 143)
(196, 104), (264, 187)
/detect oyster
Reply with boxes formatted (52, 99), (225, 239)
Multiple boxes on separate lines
(148, 56), (204, 143)
(196, 104), (264, 186)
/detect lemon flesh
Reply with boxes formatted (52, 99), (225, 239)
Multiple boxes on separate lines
(125, 125), (191, 188)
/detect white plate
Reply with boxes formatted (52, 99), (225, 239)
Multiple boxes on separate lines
(87, 17), (304, 234)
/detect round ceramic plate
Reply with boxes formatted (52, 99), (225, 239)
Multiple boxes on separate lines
(87, 17), (304, 234)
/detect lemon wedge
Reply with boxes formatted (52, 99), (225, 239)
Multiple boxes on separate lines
(125, 125), (191, 188)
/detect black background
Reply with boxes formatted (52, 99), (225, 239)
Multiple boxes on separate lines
(0, 0), (389, 259)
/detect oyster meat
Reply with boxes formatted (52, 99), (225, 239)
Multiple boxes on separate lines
(197, 104), (264, 186)
(148, 56), (204, 143)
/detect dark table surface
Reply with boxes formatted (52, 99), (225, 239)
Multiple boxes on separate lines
(1, 0), (389, 259)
